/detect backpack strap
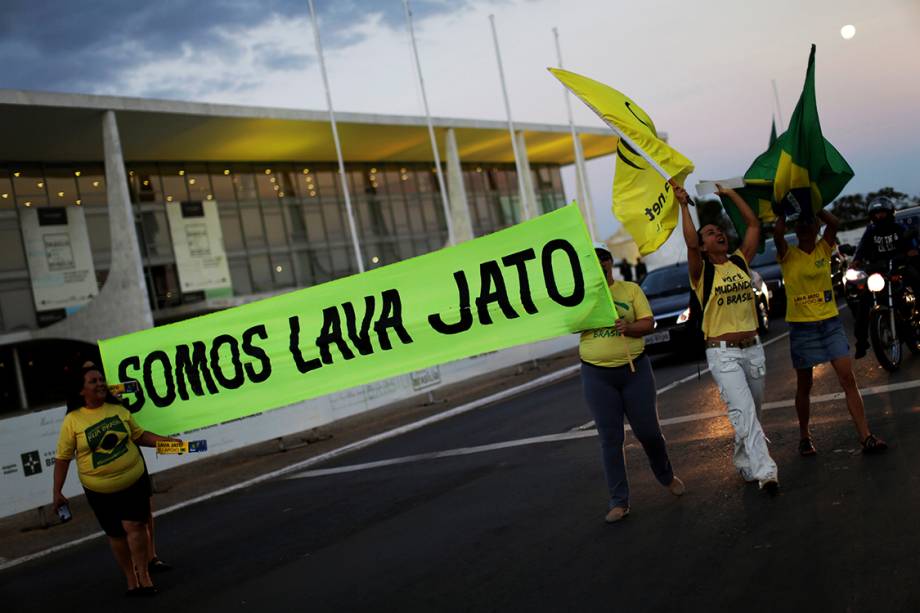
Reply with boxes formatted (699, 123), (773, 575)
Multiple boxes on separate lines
(728, 253), (750, 276)
(700, 260), (716, 311)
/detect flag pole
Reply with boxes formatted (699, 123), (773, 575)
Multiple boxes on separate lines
(552, 27), (596, 239)
(403, 0), (455, 246)
(308, 0), (365, 274)
(771, 79), (785, 131)
(489, 14), (532, 222)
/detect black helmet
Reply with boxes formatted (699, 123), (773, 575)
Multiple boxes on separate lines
(868, 196), (895, 215)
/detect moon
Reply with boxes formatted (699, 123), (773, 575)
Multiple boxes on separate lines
(840, 24), (856, 40)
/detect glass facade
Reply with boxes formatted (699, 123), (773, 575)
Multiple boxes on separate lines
(0, 160), (565, 413)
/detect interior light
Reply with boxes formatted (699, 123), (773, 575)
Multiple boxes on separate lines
(371, 256), (380, 264)
(223, 169), (231, 175)
(13, 172), (20, 177)
(275, 265), (283, 273)
(400, 167), (407, 173)
(129, 170), (134, 176)
(178, 170), (185, 176)
(476, 167), (483, 173)
(166, 195), (173, 202)
(74, 199), (82, 206)
(278, 191), (285, 197)
(188, 178), (197, 185)
(401, 176), (408, 181)
(74, 171), (81, 177)
(92, 181), (100, 187)
(273, 185), (279, 191)
(270, 177), (276, 183)
(309, 191), (316, 197)
(264, 169), (272, 175)
(371, 168), (377, 174)
(57, 191), (65, 197)
(143, 180), (150, 186)
(1, 193), (7, 199)
(206, 194), (213, 200)
(302, 168), (310, 174)
(37, 181), (44, 188)
(23, 201), (31, 207)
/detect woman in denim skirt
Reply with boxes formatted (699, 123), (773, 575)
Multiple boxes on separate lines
(774, 209), (887, 455)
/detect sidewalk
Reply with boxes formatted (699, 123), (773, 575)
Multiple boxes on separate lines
(0, 349), (581, 566)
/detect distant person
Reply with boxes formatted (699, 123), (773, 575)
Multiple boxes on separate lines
(635, 257), (648, 283)
(617, 259), (634, 282)
(676, 182), (779, 493)
(849, 197), (919, 358)
(774, 210), (887, 455)
(53, 364), (182, 597)
(579, 245), (685, 523)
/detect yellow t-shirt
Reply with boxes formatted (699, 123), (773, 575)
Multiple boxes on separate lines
(691, 251), (758, 339)
(579, 281), (652, 367)
(779, 239), (838, 322)
(56, 402), (146, 493)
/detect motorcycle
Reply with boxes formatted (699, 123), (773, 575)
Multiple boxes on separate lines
(845, 260), (920, 371)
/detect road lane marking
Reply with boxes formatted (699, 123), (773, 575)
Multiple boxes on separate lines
(285, 376), (920, 481)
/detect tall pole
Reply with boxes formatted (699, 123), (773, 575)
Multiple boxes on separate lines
(489, 14), (531, 222)
(308, 0), (364, 274)
(552, 26), (596, 240)
(403, 0), (455, 245)
(771, 79), (784, 132)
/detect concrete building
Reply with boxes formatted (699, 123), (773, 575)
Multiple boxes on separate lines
(0, 90), (617, 415)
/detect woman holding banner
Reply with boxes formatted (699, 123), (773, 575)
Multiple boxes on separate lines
(773, 209), (887, 455)
(53, 363), (182, 597)
(676, 183), (779, 493)
(579, 245), (685, 523)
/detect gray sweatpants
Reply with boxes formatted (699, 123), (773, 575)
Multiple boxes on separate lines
(581, 355), (674, 509)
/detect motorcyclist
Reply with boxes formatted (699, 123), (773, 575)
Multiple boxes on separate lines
(850, 196), (920, 358)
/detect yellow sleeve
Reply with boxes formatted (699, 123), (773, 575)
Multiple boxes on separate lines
(125, 413), (145, 441)
(55, 414), (76, 461)
(631, 284), (653, 320)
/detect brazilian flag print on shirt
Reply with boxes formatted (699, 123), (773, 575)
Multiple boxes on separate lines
(56, 403), (146, 493)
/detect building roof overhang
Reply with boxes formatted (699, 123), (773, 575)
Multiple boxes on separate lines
(0, 89), (618, 165)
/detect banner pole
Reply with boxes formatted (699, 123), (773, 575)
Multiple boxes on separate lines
(489, 14), (532, 222)
(771, 79), (785, 132)
(403, 0), (455, 245)
(552, 27), (596, 240)
(308, 0), (365, 274)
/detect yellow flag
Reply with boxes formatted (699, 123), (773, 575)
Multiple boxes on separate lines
(549, 68), (694, 255)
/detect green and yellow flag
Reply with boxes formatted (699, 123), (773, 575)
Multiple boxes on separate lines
(549, 68), (694, 255)
(757, 45), (853, 210)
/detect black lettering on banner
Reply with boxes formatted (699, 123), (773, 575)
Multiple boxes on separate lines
(542, 239), (585, 307)
(209, 334), (246, 389)
(242, 324), (272, 383)
(375, 289), (413, 350)
(500, 248), (539, 315)
(316, 307), (355, 364)
(428, 271), (473, 335)
(117, 356), (145, 412)
(343, 295), (376, 356)
(288, 316), (322, 374)
(143, 351), (176, 408)
(174, 341), (219, 401)
(475, 260), (519, 325)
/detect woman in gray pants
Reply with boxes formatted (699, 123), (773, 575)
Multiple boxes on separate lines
(580, 246), (685, 523)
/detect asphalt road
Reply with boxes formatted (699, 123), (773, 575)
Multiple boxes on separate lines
(3, 310), (920, 613)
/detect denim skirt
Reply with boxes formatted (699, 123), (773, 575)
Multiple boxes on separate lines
(788, 316), (850, 369)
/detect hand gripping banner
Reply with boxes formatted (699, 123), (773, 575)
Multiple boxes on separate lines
(100, 204), (616, 435)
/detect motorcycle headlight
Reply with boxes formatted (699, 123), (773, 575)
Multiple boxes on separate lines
(676, 307), (691, 324)
(845, 268), (867, 282)
(867, 273), (886, 293)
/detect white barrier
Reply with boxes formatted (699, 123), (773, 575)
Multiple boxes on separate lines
(0, 335), (577, 519)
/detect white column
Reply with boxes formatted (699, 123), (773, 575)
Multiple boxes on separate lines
(445, 128), (474, 242)
(36, 110), (153, 343)
(572, 134), (597, 239)
(515, 130), (538, 219)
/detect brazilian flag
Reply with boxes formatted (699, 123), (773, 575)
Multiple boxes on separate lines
(722, 45), (853, 249)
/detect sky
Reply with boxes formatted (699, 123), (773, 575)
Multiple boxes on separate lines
(1, 0), (918, 240)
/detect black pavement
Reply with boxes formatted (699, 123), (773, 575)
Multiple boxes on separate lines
(2, 309), (919, 612)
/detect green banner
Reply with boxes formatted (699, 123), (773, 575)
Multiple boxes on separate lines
(100, 204), (615, 435)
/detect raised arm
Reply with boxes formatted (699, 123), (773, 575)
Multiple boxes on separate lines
(718, 185), (760, 263)
(773, 215), (788, 259)
(818, 208), (839, 246)
(674, 183), (702, 282)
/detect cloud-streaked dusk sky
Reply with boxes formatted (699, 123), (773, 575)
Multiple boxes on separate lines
(1, 0), (917, 239)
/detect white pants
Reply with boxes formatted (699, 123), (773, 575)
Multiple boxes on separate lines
(706, 342), (778, 482)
